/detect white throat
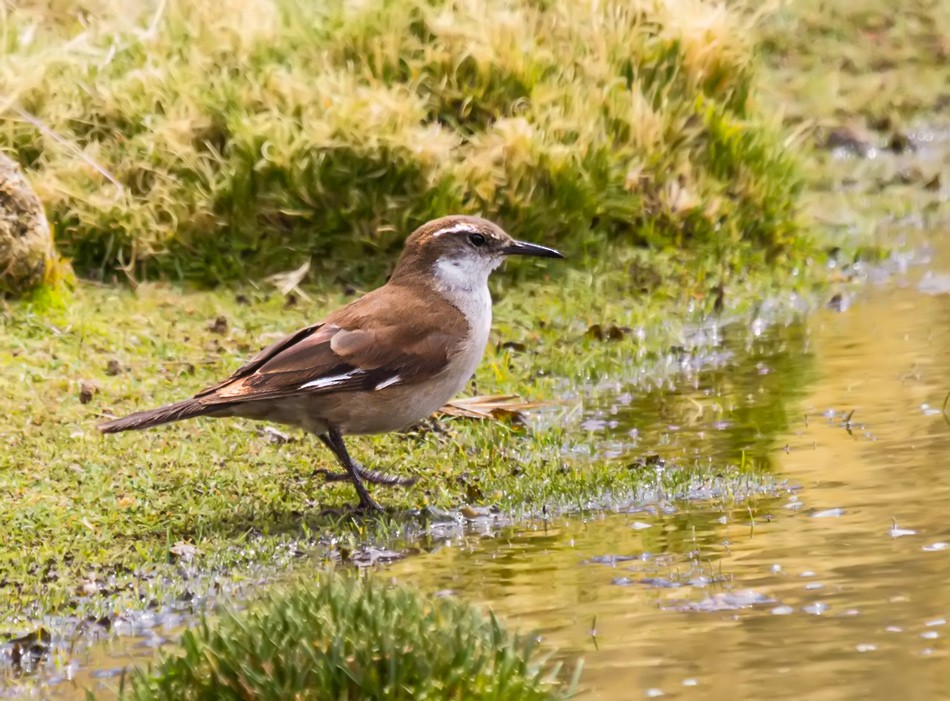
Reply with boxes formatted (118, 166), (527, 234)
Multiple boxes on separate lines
(433, 255), (496, 353)
(433, 254), (498, 292)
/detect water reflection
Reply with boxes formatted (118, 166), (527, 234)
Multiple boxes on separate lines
(389, 234), (950, 700)
(588, 319), (817, 475)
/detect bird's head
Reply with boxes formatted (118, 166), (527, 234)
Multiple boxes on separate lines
(391, 215), (563, 290)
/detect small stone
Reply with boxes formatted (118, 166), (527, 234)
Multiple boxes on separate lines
(827, 293), (849, 312)
(79, 380), (99, 404)
(0, 153), (60, 296)
(887, 131), (914, 154)
(208, 316), (228, 334)
(586, 323), (629, 341)
(822, 125), (874, 157)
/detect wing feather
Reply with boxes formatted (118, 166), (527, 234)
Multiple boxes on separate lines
(195, 285), (467, 405)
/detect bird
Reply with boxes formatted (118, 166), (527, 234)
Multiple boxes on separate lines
(98, 215), (564, 511)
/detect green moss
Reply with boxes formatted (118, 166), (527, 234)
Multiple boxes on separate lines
(123, 572), (573, 700)
(1, 0), (805, 284)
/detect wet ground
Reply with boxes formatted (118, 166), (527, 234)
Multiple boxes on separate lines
(386, 232), (950, 699)
(4, 227), (948, 698)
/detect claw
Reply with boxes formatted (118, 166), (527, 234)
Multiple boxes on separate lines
(356, 496), (384, 513)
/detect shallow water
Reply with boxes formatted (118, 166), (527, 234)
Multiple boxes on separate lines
(387, 233), (950, 699)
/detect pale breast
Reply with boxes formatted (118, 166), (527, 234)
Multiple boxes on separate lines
(325, 285), (491, 434)
(442, 283), (492, 395)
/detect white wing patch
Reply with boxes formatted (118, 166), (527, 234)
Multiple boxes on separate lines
(299, 369), (364, 390)
(432, 222), (478, 237)
(374, 375), (401, 391)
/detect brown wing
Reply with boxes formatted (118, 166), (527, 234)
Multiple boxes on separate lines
(193, 323), (325, 398)
(196, 284), (467, 405)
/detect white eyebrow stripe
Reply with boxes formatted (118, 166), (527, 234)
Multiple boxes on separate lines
(374, 375), (401, 391)
(299, 369), (364, 390)
(433, 222), (479, 236)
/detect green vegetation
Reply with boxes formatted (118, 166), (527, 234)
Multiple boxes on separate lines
(8, 0), (948, 693)
(124, 572), (573, 700)
(0, 0), (827, 625)
(0, 243), (809, 620)
(759, 0), (949, 123)
(758, 0), (949, 257)
(3, 0), (802, 284)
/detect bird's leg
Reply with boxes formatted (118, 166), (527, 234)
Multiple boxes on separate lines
(314, 435), (417, 487)
(318, 428), (382, 512)
(319, 465), (418, 487)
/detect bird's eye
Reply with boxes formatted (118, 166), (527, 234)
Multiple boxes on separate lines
(468, 232), (487, 247)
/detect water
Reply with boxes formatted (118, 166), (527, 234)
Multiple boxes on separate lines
(387, 235), (950, 699)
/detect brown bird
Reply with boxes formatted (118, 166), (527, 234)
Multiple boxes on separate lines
(98, 215), (564, 511)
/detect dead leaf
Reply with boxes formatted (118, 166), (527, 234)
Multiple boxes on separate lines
(266, 259), (312, 301)
(439, 394), (549, 424)
(460, 505), (492, 519)
(259, 426), (294, 445)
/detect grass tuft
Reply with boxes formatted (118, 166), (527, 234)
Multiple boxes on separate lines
(1, 0), (803, 283)
(123, 572), (574, 700)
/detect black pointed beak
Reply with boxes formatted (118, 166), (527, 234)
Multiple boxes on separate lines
(502, 240), (565, 259)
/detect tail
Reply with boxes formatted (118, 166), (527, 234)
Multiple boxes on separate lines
(98, 398), (210, 434)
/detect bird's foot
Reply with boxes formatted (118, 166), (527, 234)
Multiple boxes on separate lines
(314, 464), (417, 487)
(356, 495), (385, 513)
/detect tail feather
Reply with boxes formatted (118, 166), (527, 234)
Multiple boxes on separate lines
(98, 398), (210, 433)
